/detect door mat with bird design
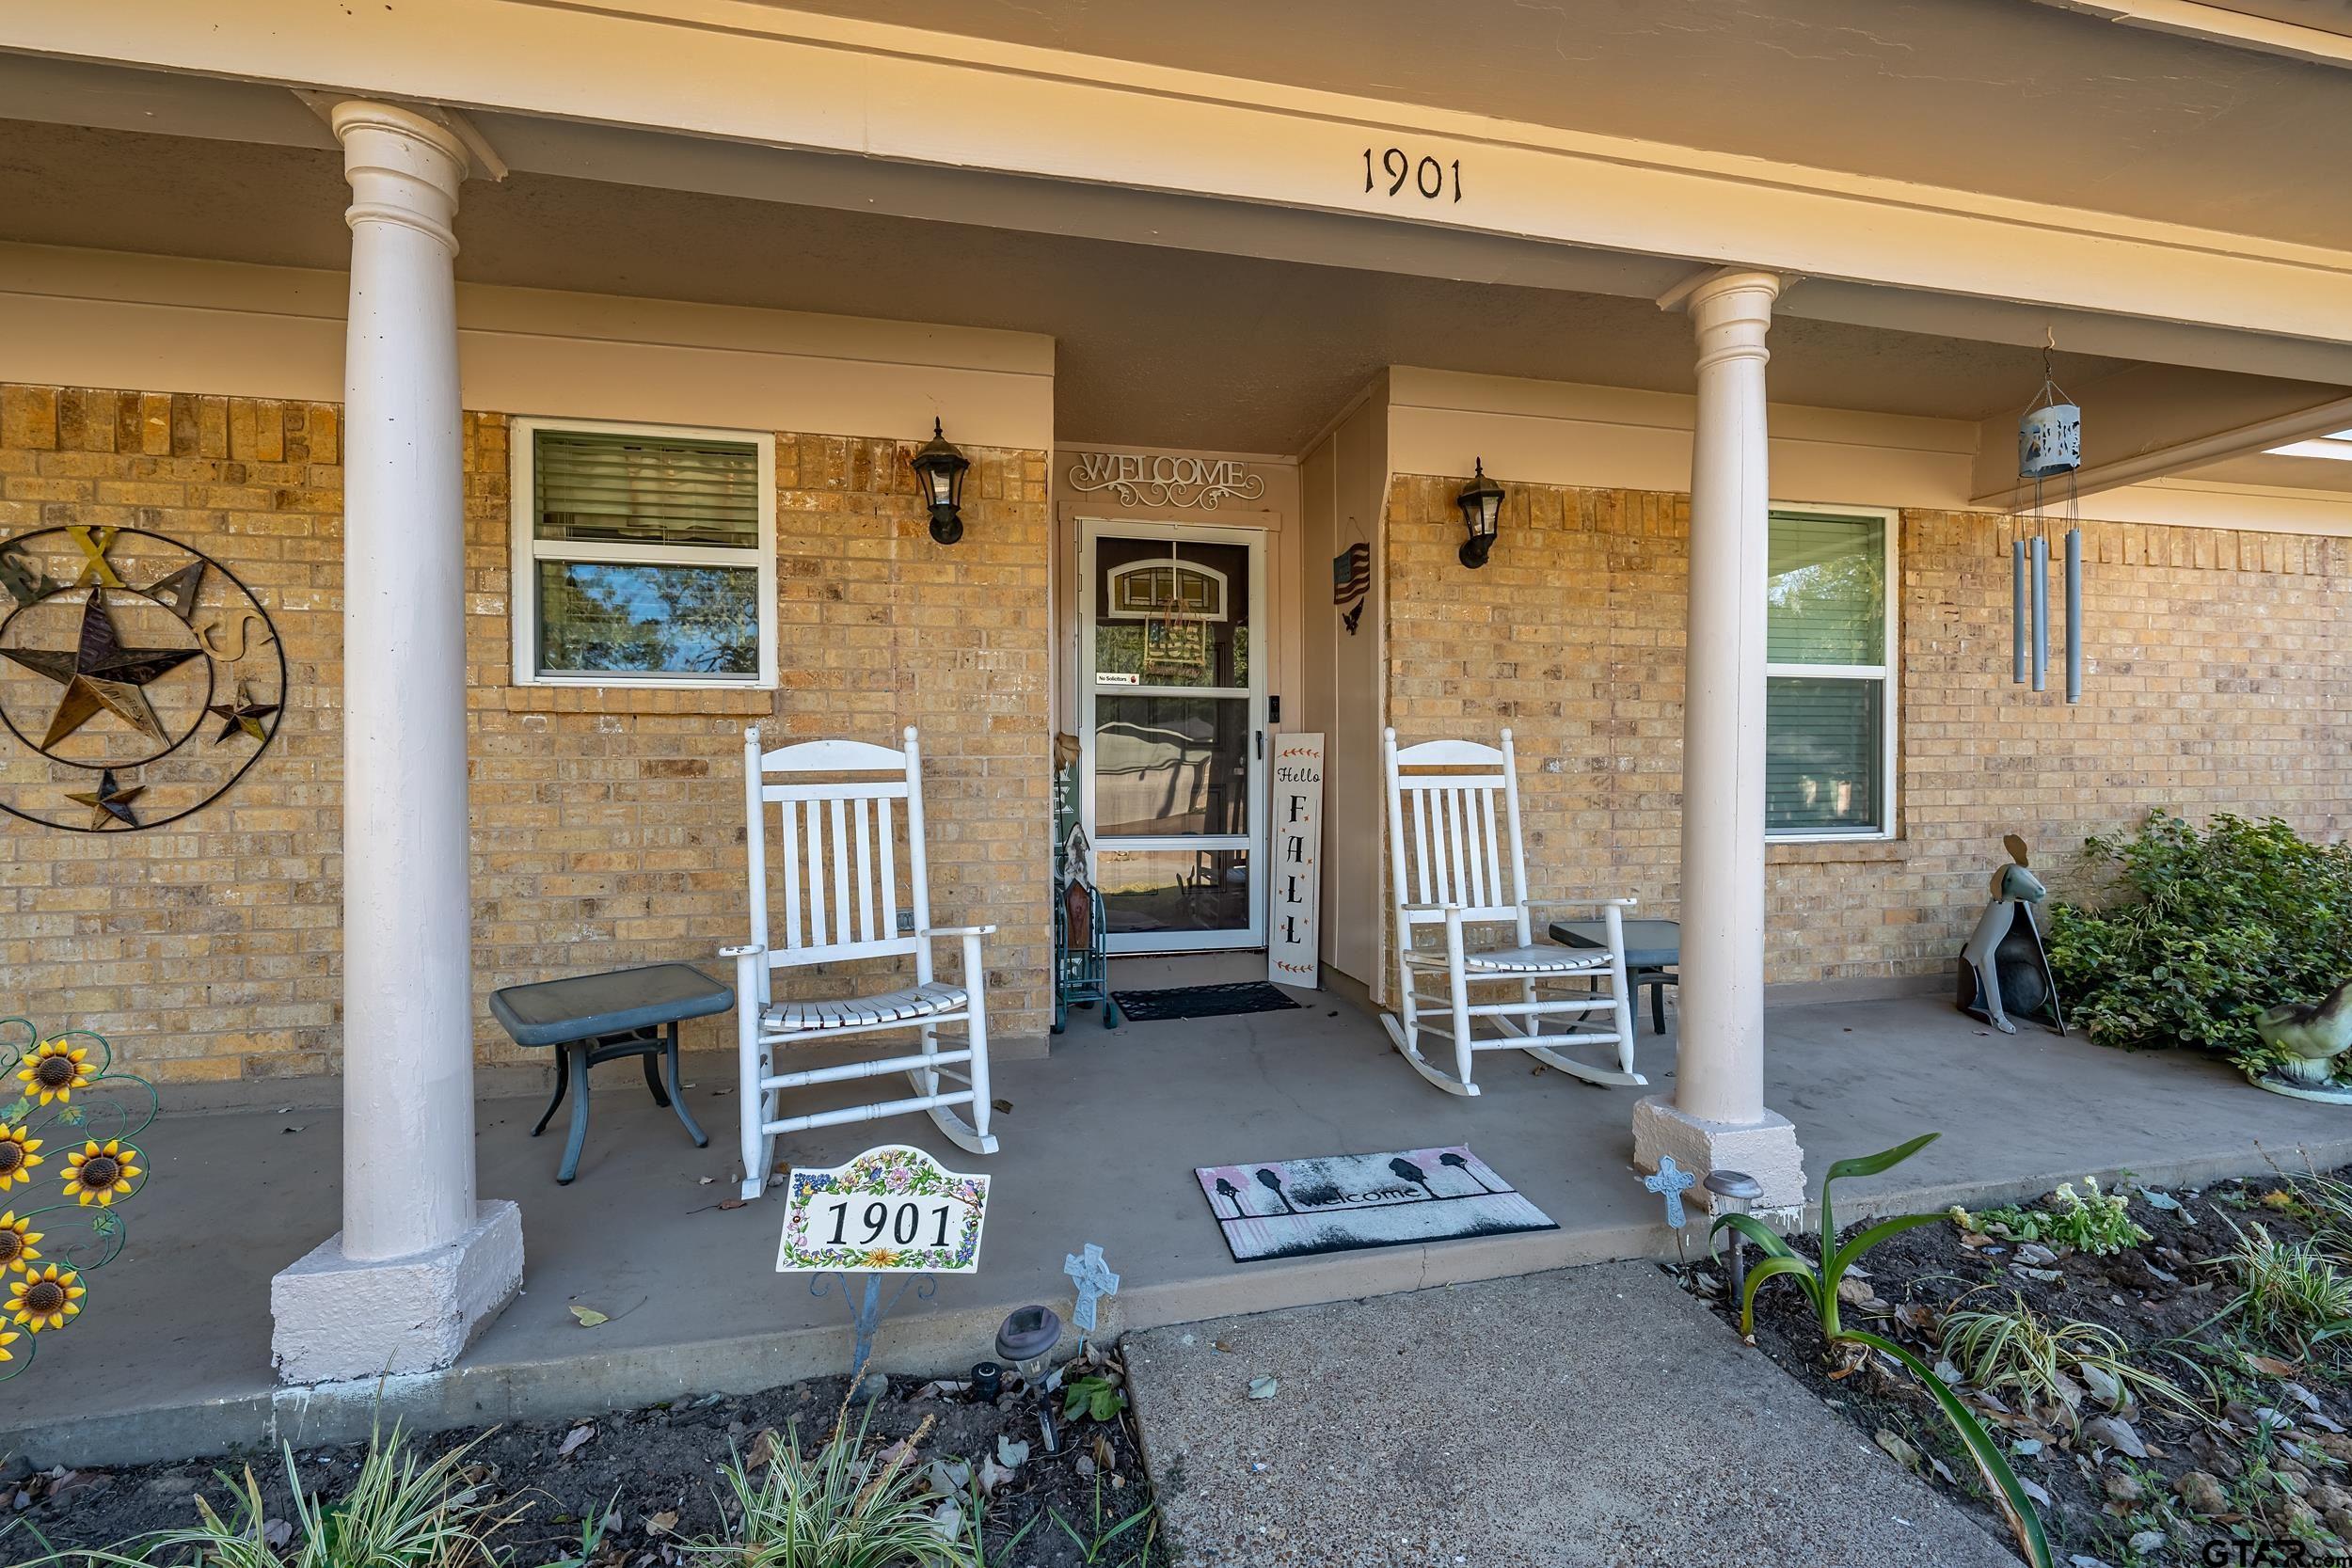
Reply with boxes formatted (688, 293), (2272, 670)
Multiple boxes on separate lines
(1110, 981), (1302, 1023)
(1194, 1145), (1555, 1262)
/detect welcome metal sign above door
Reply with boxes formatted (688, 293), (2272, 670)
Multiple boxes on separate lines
(1066, 451), (1267, 511)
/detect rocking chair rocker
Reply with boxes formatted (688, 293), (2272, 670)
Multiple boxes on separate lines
(723, 726), (997, 1200)
(1380, 726), (1645, 1096)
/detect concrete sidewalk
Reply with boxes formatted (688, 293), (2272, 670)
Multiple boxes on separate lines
(9, 993), (2352, 1467)
(1125, 1263), (2020, 1568)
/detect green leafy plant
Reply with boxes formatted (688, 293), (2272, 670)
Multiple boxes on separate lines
(2045, 811), (2352, 1068)
(2217, 1219), (2352, 1357)
(1061, 1374), (1126, 1424)
(1948, 1176), (2151, 1256)
(700, 1410), (973, 1568)
(1938, 1291), (2205, 1423)
(1713, 1133), (2053, 1568)
(86, 1426), (515, 1568)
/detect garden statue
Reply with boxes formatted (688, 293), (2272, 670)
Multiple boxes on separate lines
(1956, 834), (2066, 1036)
(2247, 978), (2352, 1103)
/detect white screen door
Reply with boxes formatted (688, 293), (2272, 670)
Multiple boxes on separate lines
(1080, 521), (1266, 953)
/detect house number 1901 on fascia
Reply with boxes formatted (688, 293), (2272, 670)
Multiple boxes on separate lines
(1363, 147), (1462, 203)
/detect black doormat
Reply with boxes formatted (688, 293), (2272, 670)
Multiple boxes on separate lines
(1110, 980), (1303, 1023)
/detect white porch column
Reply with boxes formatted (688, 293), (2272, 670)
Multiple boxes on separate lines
(270, 102), (523, 1384)
(1631, 268), (1807, 1219)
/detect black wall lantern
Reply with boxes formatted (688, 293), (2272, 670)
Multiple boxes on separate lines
(1455, 458), (1504, 569)
(911, 418), (971, 545)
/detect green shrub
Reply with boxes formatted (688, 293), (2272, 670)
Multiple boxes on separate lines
(2044, 811), (2352, 1067)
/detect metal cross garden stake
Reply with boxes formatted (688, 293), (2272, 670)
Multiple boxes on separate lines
(1063, 1243), (1120, 1334)
(1644, 1155), (1696, 1264)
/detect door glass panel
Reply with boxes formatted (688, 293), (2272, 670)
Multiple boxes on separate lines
(1093, 694), (1250, 836)
(1092, 537), (1250, 689)
(1098, 848), (1252, 937)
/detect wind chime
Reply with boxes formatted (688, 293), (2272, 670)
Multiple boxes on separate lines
(2010, 344), (2085, 703)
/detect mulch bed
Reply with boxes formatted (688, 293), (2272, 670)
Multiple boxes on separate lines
(1685, 1165), (2352, 1568)
(7, 1355), (1162, 1567)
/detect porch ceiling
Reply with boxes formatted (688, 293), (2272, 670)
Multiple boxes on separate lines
(0, 118), (2165, 454)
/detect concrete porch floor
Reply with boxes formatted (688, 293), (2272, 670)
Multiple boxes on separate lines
(11, 990), (2352, 1467)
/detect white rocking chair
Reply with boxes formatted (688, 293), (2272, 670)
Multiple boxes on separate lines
(1380, 726), (1646, 1096)
(723, 726), (997, 1200)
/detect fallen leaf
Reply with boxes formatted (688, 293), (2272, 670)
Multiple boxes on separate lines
(2248, 1354), (2299, 1377)
(644, 1511), (677, 1537)
(991, 1098), (1014, 1114)
(995, 1435), (1028, 1469)
(718, 1198), (747, 1211)
(261, 1519), (293, 1549)
(1874, 1429), (1923, 1473)
(280, 1125), (305, 1135)
(2083, 1416), (2147, 1459)
(1247, 1376), (1278, 1401)
(569, 1306), (609, 1327)
(2019, 1477), (2054, 1507)
(1212, 1340), (1234, 1354)
(746, 1429), (779, 1471)
(2016, 1265), (2064, 1284)
(559, 1423), (596, 1458)
(698, 1177), (715, 1186)
(977, 1456), (1012, 1497)
(927, 1498), (961, 1543)
(1092, 1433), (1116, 1471)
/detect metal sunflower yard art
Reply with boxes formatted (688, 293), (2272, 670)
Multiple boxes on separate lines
(0, 1017), (157, 1380)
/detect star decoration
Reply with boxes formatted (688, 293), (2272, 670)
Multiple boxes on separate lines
(0, 589), (202, 752)
(206, 685), (279, 745)
(62, 770), (144, 832)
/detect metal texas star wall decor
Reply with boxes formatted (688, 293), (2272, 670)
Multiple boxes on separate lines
(0, 526), (285, 832)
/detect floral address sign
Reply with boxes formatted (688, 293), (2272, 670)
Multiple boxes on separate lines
(775, 1144), (990, 1275)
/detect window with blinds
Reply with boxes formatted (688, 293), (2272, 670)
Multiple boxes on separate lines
(1765, 508), (1893, 838)
(511, 420), (775, 687)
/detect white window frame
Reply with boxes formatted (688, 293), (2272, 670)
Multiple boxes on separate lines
(1764, 500), (1898, 844)
(509, 415), (778, 689)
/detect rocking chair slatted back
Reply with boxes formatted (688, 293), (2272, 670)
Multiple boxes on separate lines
(1384, 732), (1529, 926)
(741, 727), (933, 990)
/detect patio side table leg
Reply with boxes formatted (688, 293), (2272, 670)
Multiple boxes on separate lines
(641, 1037), (673, 1108)
(557, 1042), (592, 1184)
(1652, 976), (1667, 1036)
(532, 1044), (570, 1137)
(664, 1022), (708, 1148)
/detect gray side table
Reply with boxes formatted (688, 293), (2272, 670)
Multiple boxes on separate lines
(1546, 918), (1681, 1035)
(489, 963), (734, 1184)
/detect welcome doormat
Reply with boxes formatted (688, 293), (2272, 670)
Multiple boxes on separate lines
(1194, 1145), (1556, 1262)
(1111, 981), (1302, 1023)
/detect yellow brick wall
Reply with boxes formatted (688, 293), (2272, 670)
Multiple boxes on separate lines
(0, 384), (1053, 1085)
(1382, 474), (2352, 990)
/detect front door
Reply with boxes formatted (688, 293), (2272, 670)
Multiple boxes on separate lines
(1080, 521), (1266, 953)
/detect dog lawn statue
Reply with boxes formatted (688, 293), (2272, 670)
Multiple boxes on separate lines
(1956, 833), (2066, 1036)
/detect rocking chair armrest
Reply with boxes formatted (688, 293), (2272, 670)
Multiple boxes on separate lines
(1398, 901), (1466, 914)
(720, 942), (767, 959)
(918, 925), (997, 940)
(1520, 896), (1639, 912)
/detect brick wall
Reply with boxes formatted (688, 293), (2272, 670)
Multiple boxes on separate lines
(0, 383), (1053, 1085)
(1381, 474), (2352, 990)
